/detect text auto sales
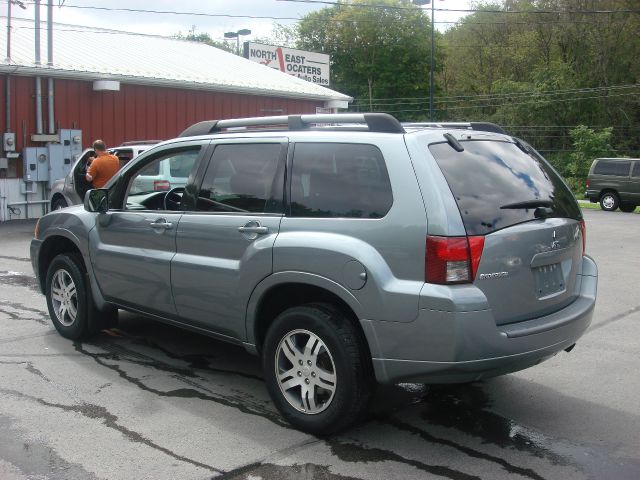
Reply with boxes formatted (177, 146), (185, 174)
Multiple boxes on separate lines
(251, 48), (329, 85)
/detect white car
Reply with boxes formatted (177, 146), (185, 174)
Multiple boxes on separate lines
(49, 141), (157, 210)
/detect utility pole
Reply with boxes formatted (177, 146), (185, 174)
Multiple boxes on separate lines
(429, 0), (435, 121)
(414, 0), (436, 120)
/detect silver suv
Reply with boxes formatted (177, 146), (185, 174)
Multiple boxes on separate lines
(49, 141), (156, 210)
(30, 114), (597, 434)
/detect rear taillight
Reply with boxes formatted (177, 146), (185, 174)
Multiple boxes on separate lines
(426, 235), (485, 284)
(579, 219), (586, 254)
(154, 180), (170, 191)
(585, 179), (590, 189)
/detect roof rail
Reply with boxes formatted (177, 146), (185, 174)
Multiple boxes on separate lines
(178, 113), (405, 137)
(118, 140), (162, 146)
(402, 122), (507, 135)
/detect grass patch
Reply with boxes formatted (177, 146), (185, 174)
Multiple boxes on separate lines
(579, 202), (640, 213)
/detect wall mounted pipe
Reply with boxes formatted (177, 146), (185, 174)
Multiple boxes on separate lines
(47, 1), (54, 134)
(35, 1), (43, 133)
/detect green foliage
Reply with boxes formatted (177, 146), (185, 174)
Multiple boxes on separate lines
(567, 125), (614, 178)
(294, 0), (437, 120)
(256, 0), (638, 157)
(438, 0), (639, 156)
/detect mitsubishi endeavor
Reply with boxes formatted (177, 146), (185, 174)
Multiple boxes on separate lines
(30, 113), (598, 434)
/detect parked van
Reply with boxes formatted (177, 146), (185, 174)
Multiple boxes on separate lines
(585, 157), (640, 212)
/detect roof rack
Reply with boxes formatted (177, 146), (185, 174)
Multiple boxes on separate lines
(179, 113), (405, 137)
(118, 140), (162, 146)
(402, 122), (507, 135)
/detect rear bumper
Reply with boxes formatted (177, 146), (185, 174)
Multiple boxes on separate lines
(363, 255), (597, 384)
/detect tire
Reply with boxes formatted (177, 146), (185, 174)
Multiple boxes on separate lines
(599, 192), (619, 211)
(262, 303), (373, 435)
(52, 197), (68, 210)
(45, 253), (111, 340)
(619, 203), (636, 213)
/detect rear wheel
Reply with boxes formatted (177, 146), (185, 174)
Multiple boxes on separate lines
(619, 203), (637, 213)
(262, 303), (373, 435)
(599, 192), (619, 211)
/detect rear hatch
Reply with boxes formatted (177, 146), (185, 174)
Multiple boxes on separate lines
(429, 138), (584, 325)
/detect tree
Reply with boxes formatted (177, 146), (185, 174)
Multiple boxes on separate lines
(294, 0), (437, 120)
(174, 31), (236, 54)
(439, 0), (639, 160)
(568, 125), (614, 179)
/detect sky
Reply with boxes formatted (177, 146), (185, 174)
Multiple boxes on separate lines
(8, 0), (474, 43)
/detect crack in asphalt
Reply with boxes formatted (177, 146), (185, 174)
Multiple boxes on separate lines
(0, 270), (40, 292)
(420, 385), (568, 466)
(216, 437), (324, 480)
(73, 338), (489, 480)
(0, 254), (31, 262)
(127, 334), (264, 382)
(0, 301), (49, 326)
(94, 333), (264, 383)
(0, 387), (224, 475)
(219, 462), (364, 480)
(376, 415), (547, 480)
(588, 305), (640, 332)
(0, 360), (52, 383)
(0, 330), (57, 345)
(72, 341), (293, 430)
(328, 438), (481, 480)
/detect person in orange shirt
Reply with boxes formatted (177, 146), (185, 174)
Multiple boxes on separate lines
(85, 139), (120, 188)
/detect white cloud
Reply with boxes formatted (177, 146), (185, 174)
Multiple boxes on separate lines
(11, 0), (473, 42)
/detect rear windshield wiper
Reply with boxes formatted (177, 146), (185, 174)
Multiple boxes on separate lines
(500, 199), (553, 210)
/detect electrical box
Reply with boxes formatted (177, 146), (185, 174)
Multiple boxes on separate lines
(23, 147), (49, 182)
(3, 132), (16, 152)
(47, 144), (65, 188)
(0, 158), (7, 169)
(50, 130), (82, 188)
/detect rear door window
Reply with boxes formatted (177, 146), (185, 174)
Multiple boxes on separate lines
(429, 140), (580, 235)
(631, 161), (640, 178)
(594, 160), (631, 176)
(196, 143), (283, 213)
(290, 143), (393, 218)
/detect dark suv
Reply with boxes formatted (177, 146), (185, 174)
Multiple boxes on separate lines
(31, 114), (597, 434)
(585, 157), (640, 212)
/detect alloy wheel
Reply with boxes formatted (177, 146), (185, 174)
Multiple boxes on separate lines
(275, 329), (337, 414)
(50, 269), (78, 326)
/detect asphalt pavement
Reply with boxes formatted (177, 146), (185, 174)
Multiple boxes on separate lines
(0, 209), (639, 480)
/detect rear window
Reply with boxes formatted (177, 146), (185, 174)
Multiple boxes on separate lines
(594, 160), (631, 176)
(429, 140), (580, 235)
(633, 162), (640, 178)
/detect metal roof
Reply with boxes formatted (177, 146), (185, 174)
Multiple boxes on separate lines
(0, 17), (352, 103)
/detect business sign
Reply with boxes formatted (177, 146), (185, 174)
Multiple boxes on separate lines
(244, 42), (330, 86)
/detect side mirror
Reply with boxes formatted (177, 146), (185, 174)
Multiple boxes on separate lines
(84, 189), (109, 213)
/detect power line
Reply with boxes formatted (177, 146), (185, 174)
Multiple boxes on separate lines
(349, 84), (640, 104)
(278, 0), (640, 15)
(360, 91), (639, 114)
(6, 1), (635, 28)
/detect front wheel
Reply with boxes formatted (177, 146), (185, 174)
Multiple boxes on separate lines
(45, 253), (115, 339)
(619, 203), (637, 213)
(599, 192), (619, 211)
(262, 303), (373, 435)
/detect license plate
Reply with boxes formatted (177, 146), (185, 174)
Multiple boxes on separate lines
(533, 263), (565, 298)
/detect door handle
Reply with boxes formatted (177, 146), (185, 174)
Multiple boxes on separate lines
(237, 225), (268, 234)
(149, 219), (173, 230)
